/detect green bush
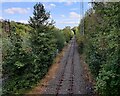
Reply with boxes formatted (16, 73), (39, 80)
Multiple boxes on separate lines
(78, 2), (120, 95)
(76, 35), (85, 54)
(3, 32), (34, 94)
(2, 3), (64, 94)
(62, 26), (73, 43)
(53, 28), (65, 51)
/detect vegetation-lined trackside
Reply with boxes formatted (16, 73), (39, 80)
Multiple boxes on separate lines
(76, 2), (120, 96)
(1, 1), (120, 96)
(2, 3), (73, 94)
(41, 37), (93, 95)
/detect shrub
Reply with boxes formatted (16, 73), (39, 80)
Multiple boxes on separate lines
(76, 35), (85, 54)
(78, 2), (120, 95)
(62, 26), (73, 43)
(53, 28), (65, 51)
(3, 31), (33, 94)
(2, 3), (58, 94)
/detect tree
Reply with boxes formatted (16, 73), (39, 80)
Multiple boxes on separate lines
(77, 2), (120, 95)
(29, 2), (57, 83)
(72, 26), (79, 35)
(29, 2), (50, 29)
(52, 27), (65, 51)
(3, 27), (33, 94)
(62, 26), (73, 43)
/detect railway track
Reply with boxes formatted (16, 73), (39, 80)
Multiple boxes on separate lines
(68, 38), (75, 95)
(43, 37), (93, 95)
(55, 38), (75, 95)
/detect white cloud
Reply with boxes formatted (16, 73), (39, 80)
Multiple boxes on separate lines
(17, 20), (28, 24)
(61, 15), (65, 18)
(50, 14), (53, 19)
(70, 8), (79, 11)
(65, 1), (73, 5)
(88, 3), (92, 8)
(69, 12), (81, 19)
(27, 8), (31, 10)
(4, 7), (30, 14)
(50, 4), (56, 7)
(57, 12), (81, 26)
(0, 16), (3, 19)
(43, 4), (45, 7)
(59, 21), (79, 24)
(3, 0), (117, 3)
(44, 3), (56, 10)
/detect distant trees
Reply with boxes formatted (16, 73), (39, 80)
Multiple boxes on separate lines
(62, 26), (73, 43)
(72, 26), (78, 35)
(52, 27), (66, 51)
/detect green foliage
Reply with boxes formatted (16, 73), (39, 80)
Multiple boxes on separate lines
(2, 2), (66, 94)
(74, 26), (85, 54)
(2, 21), (31, 57)
(62, 26), (73, 43)
(72, 26), (79, 35)
(78, 2), (120, 95)
(30, 27), (57, 69)
(3, 31), (33, 94)
(29, 3), (57, 78)
(76, 35), (85, 54)
(29, 2), (50, 29)
(52, 28), (65, 51)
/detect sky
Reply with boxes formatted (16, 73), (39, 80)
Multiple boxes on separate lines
(1, 1), (92, 29)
